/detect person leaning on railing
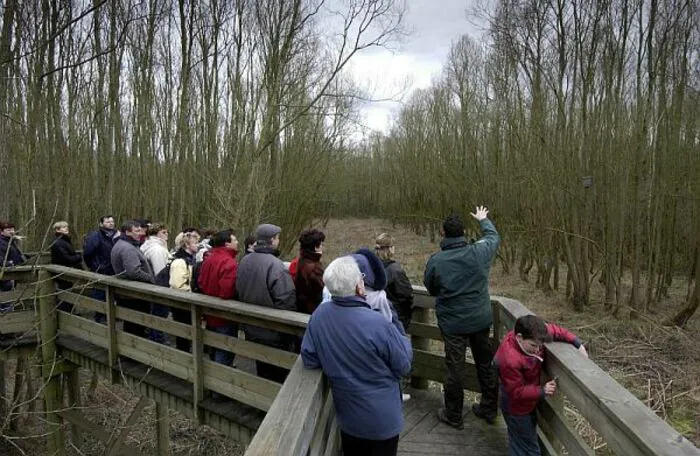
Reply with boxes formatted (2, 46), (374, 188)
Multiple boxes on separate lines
(50, 221), (84, 312)
(301, 256), (412, 456)
(495, 315), (588, 456)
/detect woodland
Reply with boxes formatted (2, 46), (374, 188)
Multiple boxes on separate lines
(0, 0), (699, 328)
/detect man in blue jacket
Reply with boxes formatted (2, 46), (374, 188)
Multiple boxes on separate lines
(424, 206), (500, 429)
(301, 256), (412, 456)
(83, 215), (117, 323)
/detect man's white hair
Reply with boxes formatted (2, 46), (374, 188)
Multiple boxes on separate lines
(323, 256), (362, 297)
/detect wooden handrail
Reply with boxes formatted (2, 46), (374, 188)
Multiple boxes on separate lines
(2, 268), (699, 455)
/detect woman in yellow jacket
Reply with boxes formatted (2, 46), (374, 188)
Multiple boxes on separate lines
(170, 232), (200, 351)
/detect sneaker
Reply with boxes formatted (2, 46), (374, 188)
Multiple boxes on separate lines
(472, 404), (497, 425)
(402, 393), (411, 402)
(436, 408), (464, 430)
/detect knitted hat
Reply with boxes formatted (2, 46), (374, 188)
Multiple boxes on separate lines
(256, 224), (282, 242)
(351, 248), (387, 291)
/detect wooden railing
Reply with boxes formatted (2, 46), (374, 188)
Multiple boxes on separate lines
(246, 286), (700, 456)
(2, 266), (699, 455)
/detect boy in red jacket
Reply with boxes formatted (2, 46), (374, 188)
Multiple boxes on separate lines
(495, 315), (588, 455)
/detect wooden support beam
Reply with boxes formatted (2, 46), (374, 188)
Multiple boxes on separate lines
(66, 368), (83, 449)
(58, 409), (142, 455)
(0, 361), (5, 417)
(191, 305), (204, 424)
(410, 307), (430, 389)
(155, 401), (170, 456)
(105, 285), (119, 384)
(38, 269), (65, 455)
(104, 396), (147, 456)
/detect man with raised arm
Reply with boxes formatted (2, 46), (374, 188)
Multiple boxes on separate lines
(301, 256), (412, 456)
(424, 206), (501, 429)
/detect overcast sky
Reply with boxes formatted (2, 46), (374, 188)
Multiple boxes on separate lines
(346, 0), (485, 137)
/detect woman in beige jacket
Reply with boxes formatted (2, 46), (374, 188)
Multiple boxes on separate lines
(170, 232), (200, 351)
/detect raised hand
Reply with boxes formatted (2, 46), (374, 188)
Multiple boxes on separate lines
(543, 379), (557, 396)
(470, 206), (489, 221)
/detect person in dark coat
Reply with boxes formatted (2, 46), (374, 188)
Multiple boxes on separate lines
(50, 221), (83, 311)
(375, 233), (414, 332)
(237, 223), (297, 383)
(424, 206), (500, 428)
(83, 215), (117, 323)
(111, 220), (155, 337)
(0, 220), (26, 311)
(294, 229), (326, 314)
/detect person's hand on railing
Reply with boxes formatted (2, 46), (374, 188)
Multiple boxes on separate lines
(578, 344), (588, 358)
(543, 379), (557, 397)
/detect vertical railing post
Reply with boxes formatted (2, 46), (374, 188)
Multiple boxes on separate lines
(191, 305), (204, 423)
(105, 285), (119, 383)
(66, 367), (83, 448)
(155, 401), (171, 455)
(38, 269), (65, 454)
(410, 306), (429, 389)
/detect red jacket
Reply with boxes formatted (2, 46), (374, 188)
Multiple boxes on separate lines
(198, 247), (238, 328)
(294, 251), (324, 314)
(289, 255), (299, 281)
(495, 323), (580, 415)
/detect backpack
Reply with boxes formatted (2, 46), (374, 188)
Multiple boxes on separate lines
(190, 260), (204, 293)
(154, 260), (174, 287)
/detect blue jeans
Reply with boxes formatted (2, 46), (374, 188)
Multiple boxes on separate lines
(92, 288), (107, 323)
(208, 324), (237, 367)
(148, 303), (170, 344)
(503, 411), (540, 456)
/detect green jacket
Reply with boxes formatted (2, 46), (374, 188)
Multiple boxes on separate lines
(423, 219), (500, 335)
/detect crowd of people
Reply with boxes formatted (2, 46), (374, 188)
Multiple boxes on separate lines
(0, 208), (589, 456)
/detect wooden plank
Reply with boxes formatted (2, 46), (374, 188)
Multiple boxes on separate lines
(66, 368), (83, 448)
(42, 265), (309, 335)
(0, 288), (33, 303)
(308, 385), (334, 456)
(537, 399), (593, 456)
(59, 409), (112, 442)
(37, 269), (66, 454)
(0, 310), (35, 334)
(115, 306), (191, 340)
(58, 313), (109, 349)
(407, 321), (442, 341)
(245, 357), (325, 455)
(411, 349), (481, 392)
(192, 305), (204, 423)
(105, 396), (148, 456)
(203, 359), (280, 411)
(537, 426), (558, 456)
(410, 307), (430, 389)
(546, 342), (700, 456)
(323, 417), (340, 456)
(155, 401), (171, 456)
(56, 291), (106, 314)
(0, 266), (37, 282)
(203, 329), (296, 369)
(106, 285), (118, 382)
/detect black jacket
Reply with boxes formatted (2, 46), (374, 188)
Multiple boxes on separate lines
(51, 234), (83, 268)
(0, 234), (26, 268)
(383, 260), (414, 321)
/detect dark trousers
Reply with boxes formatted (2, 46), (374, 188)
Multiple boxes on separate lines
(341, 431), (399, 456)
(117, 297), (150, 337)
(92, 288), (107, 324)
(441, 327), (498, 423)
(503, 412), (540, 456)
(255, 361), (289, 383)
(171, 307), (192, 352)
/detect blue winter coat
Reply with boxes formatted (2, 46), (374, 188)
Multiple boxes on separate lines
(83, 228), (116, 275)
(301, 295), (412, 440)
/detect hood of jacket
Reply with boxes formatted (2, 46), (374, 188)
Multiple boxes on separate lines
(141, 236), (168, 255)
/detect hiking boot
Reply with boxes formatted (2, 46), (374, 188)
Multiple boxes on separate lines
(437, 408), (464, 430)
(472, 404), (497, 425)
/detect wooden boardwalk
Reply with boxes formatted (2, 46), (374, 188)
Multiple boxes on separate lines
(400, 389), (507, 456)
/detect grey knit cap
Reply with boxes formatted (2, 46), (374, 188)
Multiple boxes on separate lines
(255, 223), (282, 242)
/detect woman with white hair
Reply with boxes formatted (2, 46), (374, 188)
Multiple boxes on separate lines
(301, 256), (412, 456)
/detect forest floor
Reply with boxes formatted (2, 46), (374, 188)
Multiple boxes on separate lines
(2, 217), (698, 455)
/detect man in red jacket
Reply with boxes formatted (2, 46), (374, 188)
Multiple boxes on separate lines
(198, 230), (239, 372)
(495, 315), (588, 455)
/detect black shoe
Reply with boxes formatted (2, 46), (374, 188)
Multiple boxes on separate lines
(472, 404), (497, 425)
(437, 408), (464, 430)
